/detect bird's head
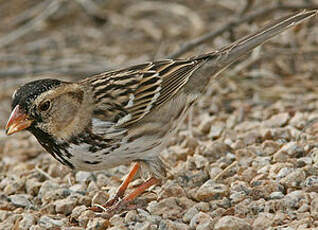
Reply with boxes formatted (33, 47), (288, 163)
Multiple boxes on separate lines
(5, 79), (89, 140)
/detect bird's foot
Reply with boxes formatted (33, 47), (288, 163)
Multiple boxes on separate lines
(90, 177), (159, 215)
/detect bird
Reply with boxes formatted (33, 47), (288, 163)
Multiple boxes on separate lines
(5, 10), (317, 213)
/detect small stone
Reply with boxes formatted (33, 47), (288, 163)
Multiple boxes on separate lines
(196, 179), (228, 201)
(96, 174), (110, 188)
(2, 176), (24, 195)
(240, 131), (262, 145)
(87, 181), (99, 192)
(230, 192), (246, 203)
(192, 154), (208, 169)
(304, 176), (318, 192)
(38, 216), (66, 229)
(269, 191), (284, 199)
(159, 219), (190, 230)
(69, 183), (86, 193)
(91, 191), (109, 206)
(198, 114), (214, 134)
(109, 214), (123, 226)
(169, 145), (191, 161)
(38, 180), (60, 198)
(283, 190), (306, 209)
(25, 178), (41, 196)
(78, 210), (96, 227)
(215, 216), (252, 230)
(9, 194), (32, 208)
(124, 210), (138, 223)
(194, 202), (210, 212)
(298, 203), (310, 212)
(76, 171), (94, 183)
(262, 140), (280, 155)
(311, 197), (318, 213)
(280, 168), (306, 188)
(135, 221), (151, 230)
(264, 113), (290, 127)
(0, 210), (9, 222)
(160, 180), (186, 198)
(39, 203), (56, 214)
(202, 141), (233, 161)
(209, 167), (222, 179)
(252, 212), (274, 230)
(235, 121), (260, 132)
(289, 112), (306, 129)
(147, 197), (184, 219)
(183, 207), (199, 223)
(54, 198), (77, 215)
(209, 121), (225, 139)
(70, 205), (87, 222)
(86, 217), (109, 230)
(18, 213), (36, 230)
(29, 226), (43, 230)
(189, 212), (213, 230)
(279, 142), (304, 157)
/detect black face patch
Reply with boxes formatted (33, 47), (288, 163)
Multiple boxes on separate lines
(12, 79), (62, 112)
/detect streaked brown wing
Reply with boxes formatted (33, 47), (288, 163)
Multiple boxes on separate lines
(84, 58), (206, 127)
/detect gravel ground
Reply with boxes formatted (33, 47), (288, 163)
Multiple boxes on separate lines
(0, 0), (318, 229)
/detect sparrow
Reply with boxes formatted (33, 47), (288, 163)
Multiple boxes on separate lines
(5, 10), (317, 212)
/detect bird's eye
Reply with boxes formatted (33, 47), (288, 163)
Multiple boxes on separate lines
(39, 101), (51, 112)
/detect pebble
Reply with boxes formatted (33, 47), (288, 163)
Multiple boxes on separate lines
(196, 179), (228, 201)
(76, 171), (94, 183)
(160, 180), (186, 198)
(91, 191), (109, 206)
(38, 216), (66, 229)
(9, 194), (32, 208)
(169, 145), (191, 161)
(38, 180), (60, 198)
(25, 178), (42, 196)
(2, 176), (24, 195)
(183, 207), (199, 223)
(310, 197), (318, 213)
(269, 191), (284, 200)
(214, 216), (251, 230)
(209, 121), (225, 139)
(54, 197), (77, 215)
(264, 113), (290, 127)
(192, 154), (208, 169)
(252, 212), (274, 229)
(280, 168), (306, 188)
(77, 210), (96, 227)
(70, 205), (88, 221)
(262, 140), (280, 155)
(147, 197), (184, 219)
(189, 212), (213, 230)
(159, 219), (190, 230)
(304, 176), (318, 191)
(202, 141), (233, 161)
(86, 217), (109, 230)
(18, 213), (37, 230)
(283, 190), (307, 209)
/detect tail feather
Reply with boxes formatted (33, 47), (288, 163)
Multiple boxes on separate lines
(197, 10), (317, 77)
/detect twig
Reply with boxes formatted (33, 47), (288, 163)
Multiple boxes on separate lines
(0, 0), (66, 49)
(168, 3), (318, 58)
(213, 161), (237, 181)
(8, 0), (53, 27)
(35, 165), (55, 181)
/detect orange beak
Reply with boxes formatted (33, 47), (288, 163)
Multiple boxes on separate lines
(5, 105), (33, 135)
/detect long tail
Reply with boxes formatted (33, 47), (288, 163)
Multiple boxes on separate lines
(197, 10), (317, 77)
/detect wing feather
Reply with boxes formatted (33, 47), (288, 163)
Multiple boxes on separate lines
(82, 58), (207, 127)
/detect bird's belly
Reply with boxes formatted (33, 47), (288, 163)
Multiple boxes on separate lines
(59, 93), (195, 171)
